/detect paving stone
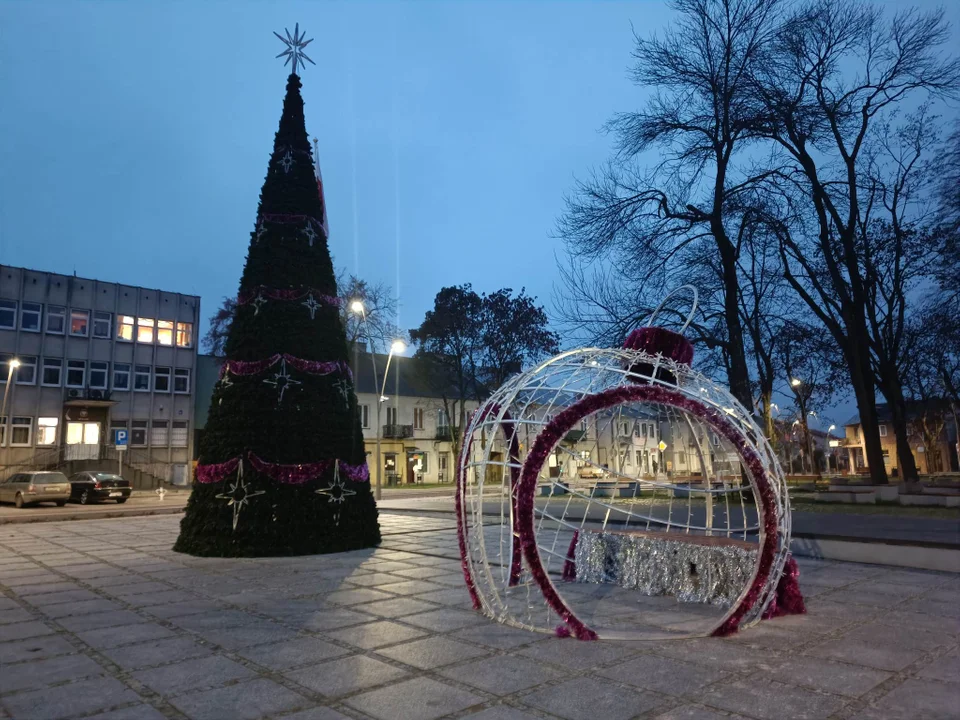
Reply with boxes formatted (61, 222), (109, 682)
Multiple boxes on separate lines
(452, 624), (540, 650)
(521, 675), (663, 720)
(25, 589), (102, 607)
(132, 653), (257, 695)
(0, 634), (76, 664)
(325, 588), (396, 605)
(849, 678), (960, 720)
(275, 708), (352, 720)
(285, 655), (410, 697)
(170, 609), (259, 630)
(0, 608), (33, 625)
(598, 653), (729, 696)
(460, 707), (545, 720)
(101, 636), (214, 669)
(916, 648), (960, 684)
(83, 704), (169, 720)
(77, 622), (176, 650)
(766, 655), (891, 697)
(0, 676), (140, 720)
(355, 598), (439, 618)
(376, 635), (488, 669)
(346, 676), (484, 720)
(296, 608), (374, 632)
(238, 636), (349, 670)
(439, 654), (565, 694)
(327, 619), (429, 649)
(3, 577), (70, 591)
(0, 620), (54, 642)
(0, 652), (106, 693)
(517, 638), (635, 671)
(125, 589), (200, 607)
(169, 677), (309, 720)
(196, 623), (300, 651)
(653, 706), (749, 719)
(401, 608), (487, 632)
(141, 599), (223, 619)
(57, 609), (144, 632)
(652, 637), (783, 671)
(699, 678), (848, 720)
(43, 598), (124, 618)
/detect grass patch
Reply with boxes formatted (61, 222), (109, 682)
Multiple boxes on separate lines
(790, 501), (960, 519)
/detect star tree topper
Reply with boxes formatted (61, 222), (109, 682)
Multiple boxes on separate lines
(274, 23), (315, 76)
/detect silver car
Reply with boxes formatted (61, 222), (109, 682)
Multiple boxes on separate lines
(0, 471), (71, 508)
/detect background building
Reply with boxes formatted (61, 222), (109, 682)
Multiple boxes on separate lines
(0, 265), (200, 487)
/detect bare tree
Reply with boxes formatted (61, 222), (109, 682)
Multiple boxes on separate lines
(202, 297), (237, 356)
(337, 271), (405, 355)
(748, 0), (960, 483)
(557, 0), (784, 410)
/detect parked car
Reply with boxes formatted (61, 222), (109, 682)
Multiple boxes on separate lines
(68, 472), (132, 504)
(0, 471), (70, 508)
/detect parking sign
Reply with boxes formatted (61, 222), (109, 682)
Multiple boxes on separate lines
(115, 429), (128, 447)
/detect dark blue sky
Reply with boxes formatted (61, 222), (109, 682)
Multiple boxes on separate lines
(2, 0), (956, 430)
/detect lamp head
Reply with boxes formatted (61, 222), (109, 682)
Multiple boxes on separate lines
(790, 378), (802, 387)
(9, 359), (20, 369)
(349, 300), (365, 314)
(390, 340), (406, 354)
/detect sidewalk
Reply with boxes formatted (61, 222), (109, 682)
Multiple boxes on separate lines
(1, 512), (958, 719)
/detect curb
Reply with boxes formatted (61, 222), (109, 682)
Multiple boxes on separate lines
(0, 505), (186, 524)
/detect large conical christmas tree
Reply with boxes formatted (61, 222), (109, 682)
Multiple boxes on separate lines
(174, 38), (380, 557)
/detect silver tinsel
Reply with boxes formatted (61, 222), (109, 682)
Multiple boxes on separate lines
(573, 531), (757, 606)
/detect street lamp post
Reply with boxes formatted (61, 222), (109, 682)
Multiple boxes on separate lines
(1, 359), (21, 445)
(376, 340), (406, 500)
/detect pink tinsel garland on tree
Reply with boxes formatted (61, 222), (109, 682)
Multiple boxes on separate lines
(219, 354), (352, 381)
(237, 286), (341, 307)
(195, 453), (369, 485)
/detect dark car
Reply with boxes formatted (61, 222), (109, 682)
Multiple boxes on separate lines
(68, 472), (132, 504)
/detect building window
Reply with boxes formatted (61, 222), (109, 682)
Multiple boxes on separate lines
(174, 368), (190, 394)
(438, 408), (449, 428)
(134, 365), (151, 392)
(439, 452), (448, 472)
(42, 358), (63, 387)
(360, 404), (369, 428)
(66, 360), (86, 388)
(386, 406), (398, 426)
(171, 421), (188, 447)
(157, 320), (174, 346)
(0, 299), (16, 329)
(118, 315), (135, 342)
(581, 419), (589, 436)
(70, 309), (89, 336)
(636, 450), (643, 466)
(176, 322), (193, 348)
(131, 420), (148, 446)
(46, 305), (65, 334)
(11, 417), (32, 446)
(21, 302), (42, 332)
(113, 363), (131, 390)
(15, 356), (38, 385)
(89, 362), (108, 389)
(413, 407), (424, 430)
(879, 425), (888, 437)
(0, 353), (12, 383)
(151, 420), (169, 446)
(154, 367), (171, 393)
(137, 317), (155, 343)
(37, 417), (58, 446)
(93, 311), (112, 339)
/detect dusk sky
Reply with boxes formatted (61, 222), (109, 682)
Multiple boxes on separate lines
(1, 0), (957, 427)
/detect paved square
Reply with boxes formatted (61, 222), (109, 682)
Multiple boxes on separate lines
(0, 512), (957, 719)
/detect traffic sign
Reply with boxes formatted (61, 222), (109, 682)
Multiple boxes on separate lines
(115, 429), (128, 447)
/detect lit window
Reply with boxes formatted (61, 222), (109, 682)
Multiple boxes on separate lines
(118, 315), (135, 342)
(113, 363), (131, 390)
(134, 365), (151, 392)
(70, 309), (89, 336)
(154, 366), (171, 393)
(171, 421), (188, 447)
(151, 420), (169, 446)
(137, 317), (155, 343)
(174, 368), (190, 394)
(0, 299), (17, 329)
(42, 358), (63, 387)
(176, 322), (193, 348)
(14, 356), (37, 386)
(66, 360), (86, 388)
(131, 420), (148, 446)
(93, 312), (112, 339)
(21, 302), (41, 332)
(89, 362), (108, 389)
(360, 404), (369, 428)
(37, 417), (59, 446)
(157, 320), (174, 346)
(46, 305), (65, 334)
(879, 425), (888, 437)
(11, 417), (32, 446)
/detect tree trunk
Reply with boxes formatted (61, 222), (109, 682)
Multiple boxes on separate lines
(879, 369), (921, 485)
(761, 391), (775, 443)
(845, 341), (890, 485)
(717, 243), (753, 410)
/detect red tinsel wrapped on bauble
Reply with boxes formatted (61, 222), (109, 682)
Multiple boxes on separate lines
(623, 326), (694, 385)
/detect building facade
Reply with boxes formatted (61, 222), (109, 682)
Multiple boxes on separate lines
(843, 403), (959, 476)
(0, 265), (200, 486)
